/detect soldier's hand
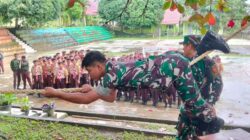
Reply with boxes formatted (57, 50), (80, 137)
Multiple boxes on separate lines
(81, 84), (93, 93)
(212, 106), (216, 117)
(41, 87), (58, 97)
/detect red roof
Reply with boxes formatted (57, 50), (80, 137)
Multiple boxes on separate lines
(161, 9), (182, 25)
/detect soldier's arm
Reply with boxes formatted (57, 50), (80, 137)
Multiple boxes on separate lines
(42, 86), (116, 104)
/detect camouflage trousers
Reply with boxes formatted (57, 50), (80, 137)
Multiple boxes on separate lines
(176, 112), (224, 140)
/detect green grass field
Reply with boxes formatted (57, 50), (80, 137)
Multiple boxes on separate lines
(0, 115), (175, 140)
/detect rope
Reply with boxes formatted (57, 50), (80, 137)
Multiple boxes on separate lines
(0, 88), (82, 94)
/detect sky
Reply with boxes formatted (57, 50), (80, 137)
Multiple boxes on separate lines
(247, 0), (250, 4)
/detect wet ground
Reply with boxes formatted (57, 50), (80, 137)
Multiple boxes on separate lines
(1, 38), (250, 128)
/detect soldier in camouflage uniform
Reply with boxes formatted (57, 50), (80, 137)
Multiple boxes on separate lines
(43, 51), (223, 139)
(20, 56), (32, 89)
(10, 53), (21, 89)
(180, 35), (223, 106)
(201, 56), (223, 105)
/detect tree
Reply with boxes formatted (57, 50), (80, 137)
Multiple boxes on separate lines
(163, 0), (250, 34)
(0, 0), (62, 28)
(65, 0), (87, 26)
(67, 3), (83, 21)
(98, 0), (165, 29)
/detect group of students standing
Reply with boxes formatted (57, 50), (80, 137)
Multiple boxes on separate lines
(10, 50), (90, 90)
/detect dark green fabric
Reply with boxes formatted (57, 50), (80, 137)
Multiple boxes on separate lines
(21, 60), (29, 72)
(10, 59), (20, 71)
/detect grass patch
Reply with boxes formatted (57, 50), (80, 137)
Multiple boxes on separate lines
(221, 53), (250, 58)
(112, 36), (182, 41)
(0, 115), (175, 140)
(139, 123), (176, 132)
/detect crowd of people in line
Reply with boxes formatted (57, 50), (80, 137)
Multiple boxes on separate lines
(9, 50), (181, 107)
(8, 38), (223, 108)
(7, 34), (226, 139)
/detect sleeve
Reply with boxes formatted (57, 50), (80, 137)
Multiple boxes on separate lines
(204, 57), (216, 83)
(100, 63), (118, 89)
(173, 59), (216, 123)
(94, 85), (112, 96)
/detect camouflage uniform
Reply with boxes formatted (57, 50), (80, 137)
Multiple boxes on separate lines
(190, 56), (223, 105)
(10, 58), (21, 89)
(189, 57), (213, 89)
(97, 51), (219, 139)
(175, 57), (223, 139)
(201, 74), (223, 105)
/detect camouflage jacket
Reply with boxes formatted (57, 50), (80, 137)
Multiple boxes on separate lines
(101, 51), (215, 122)
(10, 59), (20, 72)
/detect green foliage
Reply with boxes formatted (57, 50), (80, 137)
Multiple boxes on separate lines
(18, 96), (30, 111)
(0, 93), (17, 106)
(66, 2), (83, 21)
(59, 0), (87, 26)
(99, 0), (165, 29)
(162, 0), (249, 34)
(0, 116), (175, 140)
(0, 0), (62, 27)
(163, 1), (172, 10)
(98, 0), (125, 23)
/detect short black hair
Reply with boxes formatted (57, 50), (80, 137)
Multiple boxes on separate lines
(82, 51), (106, 68)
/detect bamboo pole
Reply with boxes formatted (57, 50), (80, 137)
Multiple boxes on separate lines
(0, 88), (82, 94)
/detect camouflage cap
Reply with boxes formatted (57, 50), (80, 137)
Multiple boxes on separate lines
(180, 35), (202, 48)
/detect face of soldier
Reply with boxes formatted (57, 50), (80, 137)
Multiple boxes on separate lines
(86, 62), (105, 81)
(183, 44), (196, 58)
(211, 64), (220, 75)
(14, 54), (18, 59)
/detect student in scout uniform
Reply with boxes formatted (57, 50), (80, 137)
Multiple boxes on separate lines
(54, 62), (68, 89)
(69, 59), (80, 88)
(79, 67), (90, 87)
(31, 60), (43, 89)
(43, 58), (53, 87)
